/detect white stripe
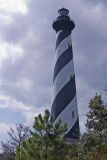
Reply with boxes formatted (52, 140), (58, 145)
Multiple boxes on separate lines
(53, 30), (63, 65)
(55, 34), (71, 60)
(54, 95), (78, 133)
(56, 30), (63, 38)
(52, 60), (74, 101)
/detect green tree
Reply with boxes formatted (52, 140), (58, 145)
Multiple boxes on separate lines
(16, 110), (70, 160)
(15, 94), (107, 160)
(80, 94), (107, 160)
(86, 94), (107, 133)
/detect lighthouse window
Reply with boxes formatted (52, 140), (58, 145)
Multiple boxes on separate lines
(68, 43), (70, 47)
(70, 75), (73, 81)
(72, 111), (75, 118)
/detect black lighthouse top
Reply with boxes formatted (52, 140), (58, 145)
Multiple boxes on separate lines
(53, 8), (75, 32)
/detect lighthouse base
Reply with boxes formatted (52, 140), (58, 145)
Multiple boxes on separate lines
(65, 138), (79, 145)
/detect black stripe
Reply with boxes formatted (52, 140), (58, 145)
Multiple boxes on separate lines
(56, 30), (71, 49)
(51, 75), (76, 119)
(65, 118), (79, 139)
(53, 45), (73, 82)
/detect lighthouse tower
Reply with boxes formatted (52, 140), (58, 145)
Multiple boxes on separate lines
(51, 8), (79, 143)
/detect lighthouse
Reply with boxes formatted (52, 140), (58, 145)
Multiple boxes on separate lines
(51, 8), (79, 143)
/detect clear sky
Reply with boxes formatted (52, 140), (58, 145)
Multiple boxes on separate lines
(0, 0), (107, 142)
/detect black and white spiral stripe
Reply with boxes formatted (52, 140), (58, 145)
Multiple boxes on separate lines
(51, 30), (79, 142)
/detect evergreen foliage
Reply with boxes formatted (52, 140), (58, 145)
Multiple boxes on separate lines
(81, 94), (107, 160)
(86, 94), (107, 132)
(16, 110), (70, 160)
(0, 93), (107, 160)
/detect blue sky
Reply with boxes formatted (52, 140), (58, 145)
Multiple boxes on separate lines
(0, 0), (107, 143)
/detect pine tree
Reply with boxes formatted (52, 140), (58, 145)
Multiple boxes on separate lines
(16, 110), (69, 160)
(86, 94), (107, 133)
(83, 94), (107, 159)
